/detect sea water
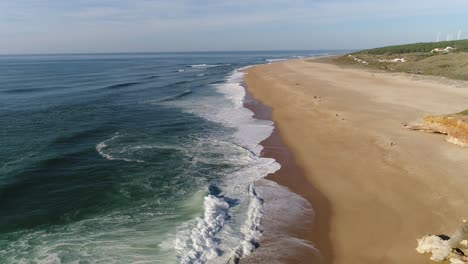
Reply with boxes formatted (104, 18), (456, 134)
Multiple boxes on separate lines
(0, 51), (343, 264)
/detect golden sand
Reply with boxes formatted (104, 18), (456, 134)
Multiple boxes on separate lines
(243, 58), (468, 263)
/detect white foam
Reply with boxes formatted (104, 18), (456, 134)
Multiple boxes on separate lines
(265, 58), (287, 64)
(190, 64), (216, 68)
(157, 67), (272, 156)
(172, 67), (280, 263)
(96, 135), (145, 163)
(239, 179), (320, 263)
(1, 198), (186, 264)
(175, 195), (230, 264)
(211, 69), (274, 155)
(190, 64), (229, 68)
(235, 183), (264, 258)
(96, 135), (118, 159)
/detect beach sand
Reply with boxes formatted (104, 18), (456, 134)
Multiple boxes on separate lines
(243, 58), (468, 263)
(240, 92), (329, 264)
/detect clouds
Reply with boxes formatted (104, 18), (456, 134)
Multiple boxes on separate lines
(3, 0), (468, 23)
(40, 0), (467, 22)
(0, 0), (467, 53)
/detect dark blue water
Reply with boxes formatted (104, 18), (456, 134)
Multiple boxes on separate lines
(0, 51), (343, 263)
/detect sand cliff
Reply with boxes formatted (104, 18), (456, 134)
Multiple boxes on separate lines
(405, 114), (468, 147)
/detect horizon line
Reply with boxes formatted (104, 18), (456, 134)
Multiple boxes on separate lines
(0, 49), (357, 57)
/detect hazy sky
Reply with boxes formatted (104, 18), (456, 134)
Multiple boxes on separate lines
(1, 0), (468, 54)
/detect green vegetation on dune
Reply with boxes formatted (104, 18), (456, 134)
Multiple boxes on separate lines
(331, 40), (468, 121)
(333, 39), (468, 81)
(336, 52), (468, 80)
(357, 39), (468, 54)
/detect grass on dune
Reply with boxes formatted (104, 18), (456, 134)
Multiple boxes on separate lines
(334, 39), (468, 81)
(356, 39), (468, 55)
(332, 40), (468, 117)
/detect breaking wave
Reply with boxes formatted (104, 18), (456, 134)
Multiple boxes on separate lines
(190, 64), (223, 68)
(265, 58), (287, 63)
(173, 67), (281, 263)
(229, 183), (264, 262)
(175, 191), (231, 264)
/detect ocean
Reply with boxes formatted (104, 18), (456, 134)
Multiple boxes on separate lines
(0, 51), (340, 264)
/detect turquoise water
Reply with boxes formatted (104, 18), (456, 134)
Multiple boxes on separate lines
(0, 51), (341, 264)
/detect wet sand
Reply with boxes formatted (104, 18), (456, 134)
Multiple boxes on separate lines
(241, 91), (330, 264)
(242, 59), (468, 263)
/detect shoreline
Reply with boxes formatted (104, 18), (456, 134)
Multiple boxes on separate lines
(240, 86), (331, 263)
(242, 58), (468, 263)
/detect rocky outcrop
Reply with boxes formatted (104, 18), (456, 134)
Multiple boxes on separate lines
(416, 220), (468, 264)
(404, 114), (468, 147)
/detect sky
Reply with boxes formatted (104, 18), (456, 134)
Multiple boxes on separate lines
(1, 0), (468, 54)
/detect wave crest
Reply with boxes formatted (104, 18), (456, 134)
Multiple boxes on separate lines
(144, 90), (192, 104)
(175, 194), (231, 264)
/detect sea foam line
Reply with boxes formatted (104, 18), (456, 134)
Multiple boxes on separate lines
(175, 194), (231, 264)
(96, 134), (145, 163)
(266, 58), (287, 63)
(174, 66), (280, 263)
(190, 64), (230, 68)
(228, 183), (264, 263)
(219, 67), (281, 261)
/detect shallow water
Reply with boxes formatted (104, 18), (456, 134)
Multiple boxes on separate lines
(0, 51), (343, 263)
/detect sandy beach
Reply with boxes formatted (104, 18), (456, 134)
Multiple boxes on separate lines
(241, 91), (329, 264)
(243, 58), (468, 263)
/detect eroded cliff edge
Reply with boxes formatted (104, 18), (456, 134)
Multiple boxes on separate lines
(405, 111), (468, 147)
